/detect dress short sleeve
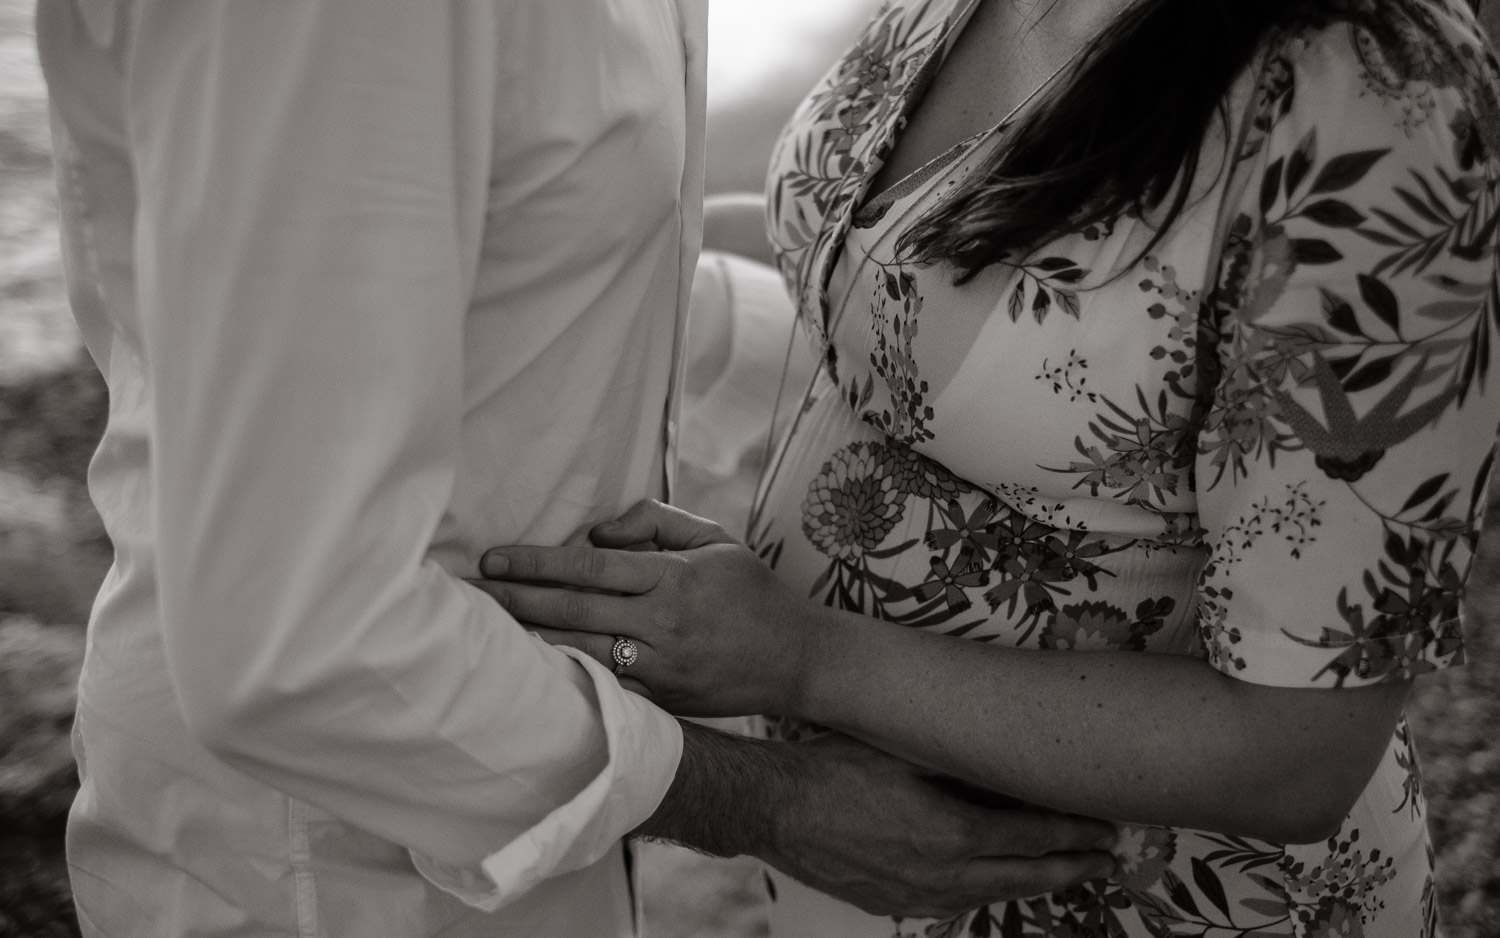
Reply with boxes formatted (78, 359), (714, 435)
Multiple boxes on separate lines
(1195, 5), (1500, 689)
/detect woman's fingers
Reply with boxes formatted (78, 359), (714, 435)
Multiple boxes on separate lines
(526, 626), (615, 665)
(467, 578), (638, 636)
(480, 543), (659, 594)
(590, 498), (736, 551)
(616, 675), (654, 698)
(527, 627), (656, 698)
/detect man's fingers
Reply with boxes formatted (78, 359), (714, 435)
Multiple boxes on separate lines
(480, 544), (657, 594)
(591, 498), (735, 551)
(972, 809), (1118, 858)
(871, 852), (1116, 920)
(467, 579), (637, 636)
(963, 851), (1116, 903)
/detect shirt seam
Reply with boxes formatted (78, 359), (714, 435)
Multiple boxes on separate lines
(287, 796), (321, 938)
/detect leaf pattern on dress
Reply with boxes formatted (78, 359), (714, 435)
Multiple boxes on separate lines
(868, 265), (937, 442)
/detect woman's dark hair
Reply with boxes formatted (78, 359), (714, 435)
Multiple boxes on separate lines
(895, 0), (1349, 282)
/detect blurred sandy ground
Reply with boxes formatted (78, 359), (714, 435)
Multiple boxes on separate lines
(0, 0), (71, 384)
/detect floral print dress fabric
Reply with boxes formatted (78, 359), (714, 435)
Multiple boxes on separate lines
(752, 1), (1500, 935)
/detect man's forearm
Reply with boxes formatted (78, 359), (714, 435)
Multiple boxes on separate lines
(631, 722), (1120, 918)
(634, 720), (794, 857)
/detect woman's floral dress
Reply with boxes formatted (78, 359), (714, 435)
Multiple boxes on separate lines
(750, 1), (1500, 935)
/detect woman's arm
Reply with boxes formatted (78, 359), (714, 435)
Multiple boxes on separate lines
(473, 507), (1408, 846)
(797, 606), (1411, 845)
(703, 191), (776, 266)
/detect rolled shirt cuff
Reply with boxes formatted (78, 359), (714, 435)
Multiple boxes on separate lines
(409, 643), (684, 910)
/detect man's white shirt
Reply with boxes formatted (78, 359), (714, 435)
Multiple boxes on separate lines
(38, 1), (704, 933)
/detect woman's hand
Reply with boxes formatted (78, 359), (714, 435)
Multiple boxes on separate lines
(470, 499), (823, 717)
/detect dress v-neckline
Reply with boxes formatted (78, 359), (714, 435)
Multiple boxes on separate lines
(853, 0), (987, 215)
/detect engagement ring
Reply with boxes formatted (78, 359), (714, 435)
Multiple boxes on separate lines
(611, 636), (639, 675)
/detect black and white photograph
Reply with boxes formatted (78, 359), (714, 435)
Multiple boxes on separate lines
(2, 1), (1499, 935)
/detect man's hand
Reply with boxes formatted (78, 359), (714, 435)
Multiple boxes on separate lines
(640, 723), (1117, 919)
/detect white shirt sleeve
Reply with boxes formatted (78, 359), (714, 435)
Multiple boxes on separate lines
(120, 1), (682, 908)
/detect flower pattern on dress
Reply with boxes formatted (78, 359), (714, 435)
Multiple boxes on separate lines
(802, 441), (909, 561)
(1112, 826), (1179, 892)
(754, 1), (1499, 935)
(1038, 598), (1175, 653)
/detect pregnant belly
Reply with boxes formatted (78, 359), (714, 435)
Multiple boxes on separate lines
(748, 367), (1205, 654)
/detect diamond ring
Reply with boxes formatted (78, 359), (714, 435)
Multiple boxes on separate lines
(611, 636), (639, 675)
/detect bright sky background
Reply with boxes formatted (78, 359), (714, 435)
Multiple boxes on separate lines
(703, 0), (880, 190)
(706, 0), (876, 104)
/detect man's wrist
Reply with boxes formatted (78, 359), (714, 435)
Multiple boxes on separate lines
(633, 720), (799, 859)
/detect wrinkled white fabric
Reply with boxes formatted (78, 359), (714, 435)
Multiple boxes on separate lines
(37, 1), (704, 934)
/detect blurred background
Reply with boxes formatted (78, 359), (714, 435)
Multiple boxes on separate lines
(2, 1), (1498, 936)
